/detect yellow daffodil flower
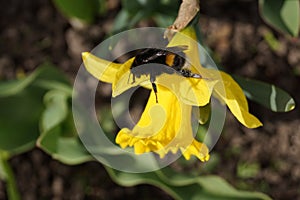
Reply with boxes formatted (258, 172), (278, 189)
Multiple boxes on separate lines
(82, 26), (262, 162)
(168, 27), (262, 129)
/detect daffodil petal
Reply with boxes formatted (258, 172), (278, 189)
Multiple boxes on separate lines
(182, 140), (210, 162)
(156, 74), (212, 106)
(213, 71), (262, 128)
(132, 104), (167, 136)
(115, 85), (209, 162)
(115, 128), (131, 149)
(111, 57), (163, 97)
(168, 27), (197, 50)
(82, 52), (121, 83)
(112, 70), (149, 97)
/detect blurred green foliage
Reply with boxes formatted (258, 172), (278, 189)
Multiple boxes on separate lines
(233, 76), (295, 112)
(237, 162), (261, 179)
(52, 0), (106, 23)
(262, 30), (280, 51)
(53, 0), (300, 37)
(259, 0), (300, 37)
(112, 0), (180, 33)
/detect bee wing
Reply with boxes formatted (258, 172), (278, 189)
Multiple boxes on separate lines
(138, 48), (166, 62)
(166, 45), (188, 53)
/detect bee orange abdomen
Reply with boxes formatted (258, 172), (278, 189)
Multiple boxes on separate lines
(165, 53), (175, 67)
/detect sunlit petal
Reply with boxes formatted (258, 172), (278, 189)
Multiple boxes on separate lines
(82, 52), (121, 83)
(213, 71), (262, 128)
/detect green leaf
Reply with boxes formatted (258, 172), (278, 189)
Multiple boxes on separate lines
(197, 176), (271, 200)
(0, 63), (70, 98)
(105, 167), (271, 200)
(0, 64), (72, 155)
(34, 80), (72, 96)
(52, 0), (100, 23)
(233, 76), (295, 112)
(37, 90), (93, 165)
(281, 0), (300, 36)
(38, 127), (94, 165)
(33, 63), (71, 85)
(259, 0), (300, 36)
(0, 87), (44, 154)
(0, 69), (43, 98)
(40, 90), (69, 132)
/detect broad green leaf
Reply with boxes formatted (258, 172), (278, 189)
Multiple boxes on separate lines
(157, 167), (268, 200)
(54, 137), (93, 164)
(281, 0), (300, 36)
(37, 90), (93, 165)
(0, 87), (44, 154)
(0, 75), (38, 98)
(52, 0), (99, 23)
(34, 80), (72, 96)
(0, 63), (70, 98)
(40, 90), (69, 132)
(38, 127), (94, 165)
(197, 176), (270, 199)
(0, 64), (72, 155)
(105, 167), (271, 200)
(33, 63), (70, 85)
(233, 76), (295, 112)
(259, 0), (300, 36)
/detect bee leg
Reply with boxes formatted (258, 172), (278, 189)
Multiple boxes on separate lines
(150, 74), (158, 103)
(151, 82), (158, 103)
(180, 69), (202, 79)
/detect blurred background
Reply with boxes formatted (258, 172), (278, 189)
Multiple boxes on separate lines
(0, 0), (299, 199)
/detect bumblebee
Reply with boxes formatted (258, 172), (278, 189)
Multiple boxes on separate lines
(130, 45), (202, 103)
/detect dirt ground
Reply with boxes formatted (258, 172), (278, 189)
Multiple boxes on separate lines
(0, 0), (300, 199)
